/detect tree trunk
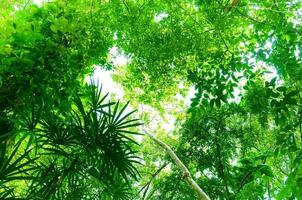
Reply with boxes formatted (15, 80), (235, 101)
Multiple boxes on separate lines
(145, 131), (211, 200)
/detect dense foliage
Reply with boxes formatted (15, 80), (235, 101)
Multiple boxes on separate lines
(0, 0), (301, 199)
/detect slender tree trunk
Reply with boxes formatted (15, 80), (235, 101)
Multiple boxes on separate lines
(299, 110), (301, 141)
(215, 142), (230, 199)
(145, 131), (211, 200)
(267, 181), (271, 200)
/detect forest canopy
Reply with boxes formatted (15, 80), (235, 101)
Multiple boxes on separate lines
(0, 0), (301, 199)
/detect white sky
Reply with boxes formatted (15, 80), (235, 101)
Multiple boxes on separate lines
(32, 0), (43, 6)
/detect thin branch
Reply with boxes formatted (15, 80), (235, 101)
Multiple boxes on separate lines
(273, 0), (284, 19)
(122, 0), (130, 13)
(276, 166), (289, 176)
(139, 163), (168, 199)
(299, 110), (302, 141)
(215, 142), (230, 198)
(235, 8), (265, 25)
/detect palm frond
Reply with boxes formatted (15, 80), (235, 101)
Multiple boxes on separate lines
(0, 136), (37, 184)
(70, 83), (142, 184)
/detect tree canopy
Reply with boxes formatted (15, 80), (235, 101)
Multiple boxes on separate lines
(0, 0), (301, 199)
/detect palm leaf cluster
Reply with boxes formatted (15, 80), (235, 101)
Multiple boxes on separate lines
(0, 83), (142, 199)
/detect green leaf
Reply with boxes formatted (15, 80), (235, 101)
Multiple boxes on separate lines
(210, 99), (215, 108)
(276, 86), (287, 92)
(50, 24), (58, 33)
(215, 99), (221, 108)
(287, 90), (299, 97)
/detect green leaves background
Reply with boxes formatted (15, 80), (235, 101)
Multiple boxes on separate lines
(0, 0), (302, 199)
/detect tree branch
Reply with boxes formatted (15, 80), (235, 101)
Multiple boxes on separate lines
(144, 131), (211, 200)
(139, 163), (168, 199)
